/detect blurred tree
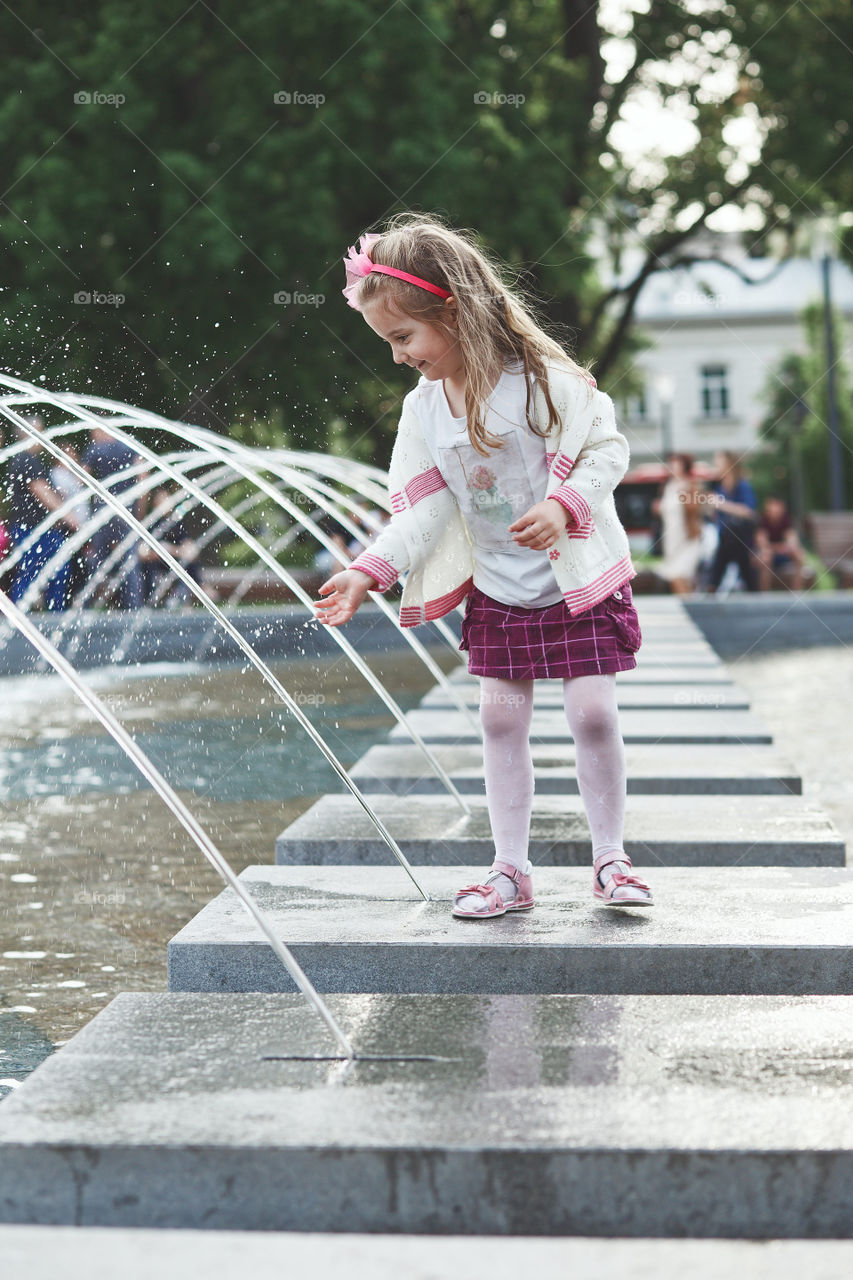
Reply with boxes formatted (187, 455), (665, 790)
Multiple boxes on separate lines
(1, 1), (851, 461)
(730, 0), (853, 244)
(752, 303), (853, 518)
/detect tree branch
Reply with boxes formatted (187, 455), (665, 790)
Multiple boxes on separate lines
(589, 173), (760, 377)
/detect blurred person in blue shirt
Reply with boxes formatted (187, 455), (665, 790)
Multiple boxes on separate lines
(6, 416), (81, 610)
(706, 449), (759, 593)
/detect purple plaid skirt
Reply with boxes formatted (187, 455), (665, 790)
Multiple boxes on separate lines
(459, 579), (642, 679)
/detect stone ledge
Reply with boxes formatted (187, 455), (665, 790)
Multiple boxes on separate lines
(387, 708), (773, 745)
(421, 683), (750, 710)
(4, 992), (853, 1236)
(348, 743), (802, 795)
(1, 1226), (852, 1280)
(274, 793), (842, 866)
(168, 865), (853, 997)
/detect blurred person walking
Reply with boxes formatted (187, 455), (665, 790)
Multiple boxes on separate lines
(6, 417), (81, 610)
(655, 452), (704, 595)
(706, 449), (759, 593)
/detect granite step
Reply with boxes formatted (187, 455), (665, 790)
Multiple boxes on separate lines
(4, 991), (853, 1236)
(274, 793), (843, 867)
(632, 654), (723, 667)
(2, 1226), (851, 1280)
(445, 649), (726, 672)
(422, 683), (750, 710)
(348, 742), (802, 795)
(388, 707), (773, 744)
(449, 664), (736, 685)
(167, 865), (853, 997)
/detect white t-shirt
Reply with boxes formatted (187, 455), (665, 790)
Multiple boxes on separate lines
(416, 364), (564, 608)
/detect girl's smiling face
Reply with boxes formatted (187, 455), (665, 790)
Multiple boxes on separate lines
(361, 298), (462, 382)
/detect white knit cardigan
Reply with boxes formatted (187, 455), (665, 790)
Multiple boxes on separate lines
(350, 359), (637, 627)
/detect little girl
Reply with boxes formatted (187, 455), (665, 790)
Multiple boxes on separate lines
(313, 214), (653, 915)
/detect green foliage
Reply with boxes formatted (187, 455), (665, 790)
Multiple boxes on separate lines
(2, 1), (851, 467)
(753, 301), (853, 518)
(728, 0), (853, 251)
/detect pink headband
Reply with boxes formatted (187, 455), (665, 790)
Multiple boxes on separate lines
(342, 233), (452, 311)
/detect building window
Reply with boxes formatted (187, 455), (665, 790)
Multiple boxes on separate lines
(623, 387), (648, 421)
(700, 365), (729, 418)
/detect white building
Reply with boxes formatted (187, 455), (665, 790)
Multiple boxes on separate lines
(609, 240), (853, 465)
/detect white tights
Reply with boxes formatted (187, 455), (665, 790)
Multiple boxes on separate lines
(479, 675), (626, 873)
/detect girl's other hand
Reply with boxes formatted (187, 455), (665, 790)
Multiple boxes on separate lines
(509, 499), (567, 550)
(313, 568), (377, 626)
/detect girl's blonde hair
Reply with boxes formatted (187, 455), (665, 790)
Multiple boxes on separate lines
(356, 212), (595, 456)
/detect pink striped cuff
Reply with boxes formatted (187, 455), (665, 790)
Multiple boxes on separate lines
(549, 451), (574, 482)
(562, 558), (635, 616)
(549, 484), (591, 531)
(390, 465), (447, 513)
(399, 577), (473, 627)
(349, 551), (399, 591)
(567, 518), (594, 539)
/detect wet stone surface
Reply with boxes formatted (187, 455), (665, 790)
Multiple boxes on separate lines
(5, 993), (853, 1234)
(350, 741), (802, 795)
(275, 791), (843, 866)
(388, 706), (774, 744)
(167, 865), (853, 997)
(1, 1227), (853, 1280)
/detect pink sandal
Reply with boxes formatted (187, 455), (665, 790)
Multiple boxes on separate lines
(593, 851), (653, 907)
(452, 859), (535, 919)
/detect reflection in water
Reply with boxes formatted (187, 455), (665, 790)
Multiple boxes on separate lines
(0, 648), (458, 1092)
(483, 996), (542, 1091)
(0, 705), (418, 802)
(0, 592), (360, 1057)
(251, 994), (624, 1099)
(0, 1010), (55, 1097)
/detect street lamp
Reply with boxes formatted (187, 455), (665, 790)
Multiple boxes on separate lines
(788, 390), (808, 536)
(813, 214), (844, 512)
(654, 372), (675, 459)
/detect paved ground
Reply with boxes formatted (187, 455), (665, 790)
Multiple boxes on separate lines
(730, 647), (853, 861)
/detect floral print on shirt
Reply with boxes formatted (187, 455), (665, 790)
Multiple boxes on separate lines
(465, 462), (515, 526)
(439, 433), (540, 551)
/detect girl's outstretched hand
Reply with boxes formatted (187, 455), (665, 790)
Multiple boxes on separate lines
(313, 568), (377, 626)
(509, 499), (567, 550)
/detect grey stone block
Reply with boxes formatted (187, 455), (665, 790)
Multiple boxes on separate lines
(632, 654), (724, 666)
(348, 743), (802, 795)
(422, 683), (750, 710)
(2, 1226), (853, 1280)
(5, 992), (853, 1236)
(168, 865), (853, 997)
(684, 593), (853, 657)
(274, 793), (843, 866)
(388, 708), (773, 744)
(449, 665), (735, 685)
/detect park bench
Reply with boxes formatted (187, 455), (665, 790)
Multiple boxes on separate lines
(807, 512), (853, 588)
